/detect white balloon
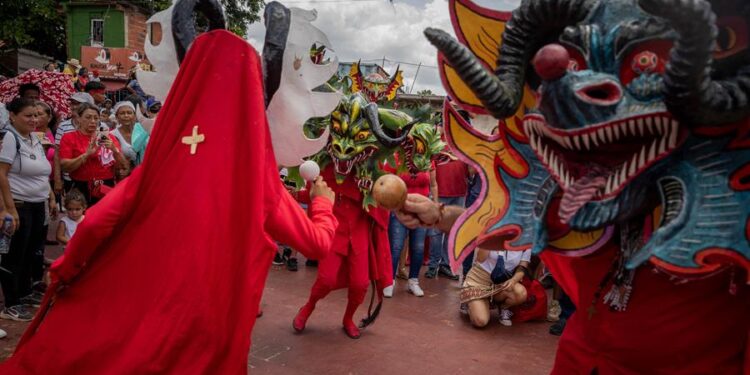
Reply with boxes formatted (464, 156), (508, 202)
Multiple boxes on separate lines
(299, 160), (321, 182)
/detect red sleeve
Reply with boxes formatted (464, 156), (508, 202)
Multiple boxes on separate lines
(59, 133), (76, 159)
(265, 190), (338, 260)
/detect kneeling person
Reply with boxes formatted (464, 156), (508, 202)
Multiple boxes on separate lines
(461, 248), (530, 328)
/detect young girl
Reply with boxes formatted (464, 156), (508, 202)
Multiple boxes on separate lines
(56, 190), (86, 246)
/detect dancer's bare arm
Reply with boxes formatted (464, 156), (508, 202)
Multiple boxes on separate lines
(395, 193), (465, 233)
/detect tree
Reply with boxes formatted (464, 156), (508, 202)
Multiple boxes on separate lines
(152, 0), (264, 38)
(0, 0), (263, 62)
(0, 0), (67, 60)
(417, 89), (434, 96)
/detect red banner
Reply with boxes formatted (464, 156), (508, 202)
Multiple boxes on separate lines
(80, 46), (151, 80)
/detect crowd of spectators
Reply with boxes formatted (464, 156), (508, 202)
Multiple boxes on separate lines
(0, 62), (158, 338)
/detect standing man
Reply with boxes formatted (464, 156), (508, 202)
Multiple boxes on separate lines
(425, 146), (468, 280)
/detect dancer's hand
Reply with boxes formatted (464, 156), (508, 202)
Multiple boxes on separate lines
(395, 194), (441, 229)
(310, 177), (335, 204)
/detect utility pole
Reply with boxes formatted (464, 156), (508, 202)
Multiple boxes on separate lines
(409, 62), (422, 94)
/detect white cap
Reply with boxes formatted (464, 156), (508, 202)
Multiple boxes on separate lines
(70, 92), (95, 105)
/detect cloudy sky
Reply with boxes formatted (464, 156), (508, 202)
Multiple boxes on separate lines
(246, 0), (522, 95)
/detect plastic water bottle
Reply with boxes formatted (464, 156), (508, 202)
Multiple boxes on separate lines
(0, 216), (13, 255)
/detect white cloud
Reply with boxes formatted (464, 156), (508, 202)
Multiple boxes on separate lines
(247, 0), (522, 95)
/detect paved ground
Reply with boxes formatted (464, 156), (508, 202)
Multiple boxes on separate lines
(1, 240), (559, 374)
(251, 262), (558, 374)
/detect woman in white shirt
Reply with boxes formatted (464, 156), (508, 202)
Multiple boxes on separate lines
(460, 248), (531, 328)
(0, 97), (56, 322)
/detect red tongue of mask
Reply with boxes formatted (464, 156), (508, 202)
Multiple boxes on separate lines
(558, 166), (609, 224)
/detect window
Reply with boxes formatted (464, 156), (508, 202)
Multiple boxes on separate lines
(91, 18), (104, 46)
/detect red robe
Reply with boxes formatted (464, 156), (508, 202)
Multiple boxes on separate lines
(0, 30), (338, 374)
(543, 244), (750, 374)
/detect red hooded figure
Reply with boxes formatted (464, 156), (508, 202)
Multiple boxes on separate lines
(0, 30), (338, 374)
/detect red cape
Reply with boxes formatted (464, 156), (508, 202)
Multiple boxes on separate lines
(0, 30), (338, 374)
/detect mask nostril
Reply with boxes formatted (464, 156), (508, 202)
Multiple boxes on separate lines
(333, 144), (343, 153)
(576, 81), (623, 106)
(344, 147), (355, 155)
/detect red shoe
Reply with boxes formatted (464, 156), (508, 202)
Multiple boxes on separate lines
(293, 305), (313, 333)
(342, 321), (361, 339)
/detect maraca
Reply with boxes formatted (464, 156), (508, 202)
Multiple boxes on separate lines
(372, 174), (408, 210)
(299, 160), (321, 182)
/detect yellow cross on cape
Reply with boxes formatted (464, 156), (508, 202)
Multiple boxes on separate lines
(182, 125), (205, 155)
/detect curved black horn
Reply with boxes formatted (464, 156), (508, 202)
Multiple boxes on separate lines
(638, 0), (750, 125)
(262, 2), (291, 108)
(365, 104), (414, 148)
(173, 0), (227, 63)
(424, 0), (596, 119)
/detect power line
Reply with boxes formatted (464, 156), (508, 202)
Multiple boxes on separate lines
(359, 57), (437, 69)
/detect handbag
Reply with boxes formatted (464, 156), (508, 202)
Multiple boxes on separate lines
(89, 180), (113, 199)
(490, 253), (513, 284)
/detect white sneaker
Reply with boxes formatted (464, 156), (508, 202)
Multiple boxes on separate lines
(0, 328), (6, 339)
(407, 278), (424, 297)
(499, 309), (513, 326)
(383, 283), (394, 298)
(547, 299), (561, 322)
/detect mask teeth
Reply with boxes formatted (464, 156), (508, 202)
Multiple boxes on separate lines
(524, 115), (680, 197)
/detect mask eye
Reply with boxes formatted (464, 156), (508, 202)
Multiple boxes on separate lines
(332, 121), (342, 134)
(620, 40), (672, 86)
(714, 16), (747, 59)
(415, 139), (426, 154)
(632, 51), (659, 74)
(354, 130), (370, 141)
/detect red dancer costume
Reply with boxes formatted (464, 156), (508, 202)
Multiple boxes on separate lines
(0, 30), (338, 374)
(290, 92), (419, 339)
(293, 165), (391, 339)
(293, 166), (393, 339)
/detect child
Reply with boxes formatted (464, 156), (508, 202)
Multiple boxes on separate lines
(56, 190), (86, 247)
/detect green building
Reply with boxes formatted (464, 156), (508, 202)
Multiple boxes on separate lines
(63, 1), (152, 60)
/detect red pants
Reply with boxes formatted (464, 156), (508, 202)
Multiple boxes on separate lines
(307, 246), (369, 313)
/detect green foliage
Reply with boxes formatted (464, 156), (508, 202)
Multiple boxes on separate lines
(417, 89), (433, 96)
(0, 0), (67, 59)
(285, 166), (305, 190)
(152, 0), (263, 38)
(0, 0), (263, 61)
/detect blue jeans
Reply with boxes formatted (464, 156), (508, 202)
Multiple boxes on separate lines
(388, 213), (426, 279)
(428, 196), (465, 269)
